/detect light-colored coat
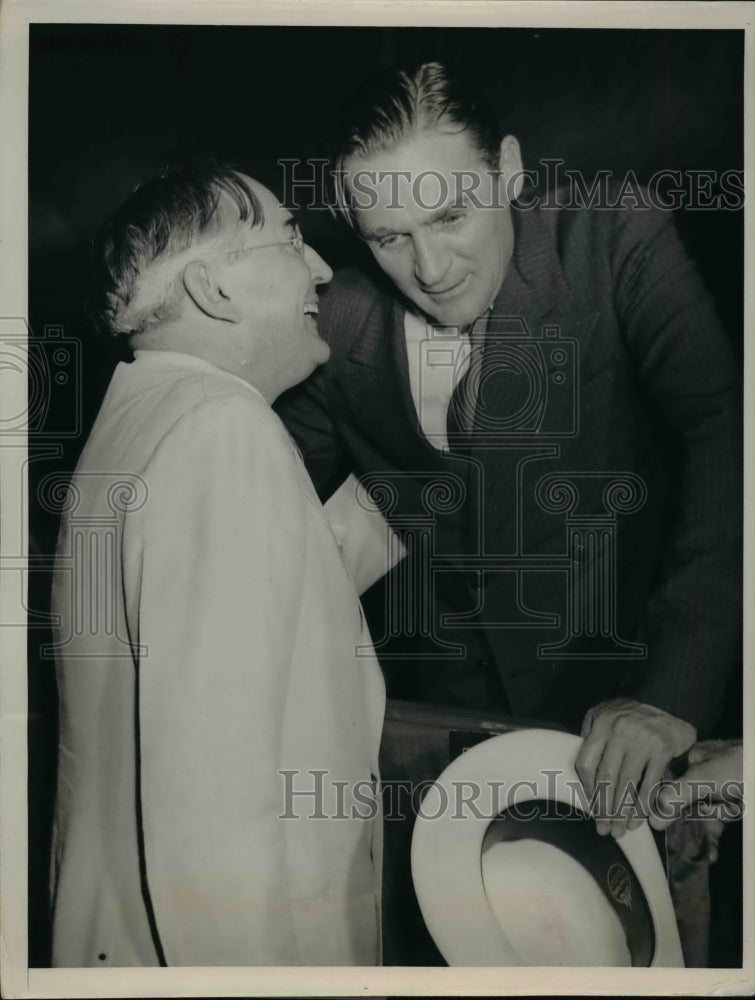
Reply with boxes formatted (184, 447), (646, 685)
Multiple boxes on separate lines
(50, 350), (385, 967)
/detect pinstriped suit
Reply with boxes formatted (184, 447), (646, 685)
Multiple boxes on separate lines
(278, 197), (741, 735)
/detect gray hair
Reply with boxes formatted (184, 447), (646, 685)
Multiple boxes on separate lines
(88, 164), (264, 337)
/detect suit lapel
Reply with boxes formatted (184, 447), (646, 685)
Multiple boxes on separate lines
(341, 290), (446, 467)
(476, 205), (580, 448)
(475, 208), (600, 555)
(491, 205), (575, 328)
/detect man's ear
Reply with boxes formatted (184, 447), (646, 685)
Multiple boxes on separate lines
(182, 260), (241, 323)
(497, 134), (524, 204)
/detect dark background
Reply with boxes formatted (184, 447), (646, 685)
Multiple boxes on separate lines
(28, 23), (744, 968)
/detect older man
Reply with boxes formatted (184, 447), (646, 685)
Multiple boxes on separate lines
(278, 62), (741, 841)
(49, 165), (385, 967)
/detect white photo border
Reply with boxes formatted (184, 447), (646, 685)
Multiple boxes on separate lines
(1, 1), (753, 996)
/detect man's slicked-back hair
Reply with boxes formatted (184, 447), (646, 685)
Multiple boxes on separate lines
(331, 62), (502, 228)
(88, 163), (265, 338)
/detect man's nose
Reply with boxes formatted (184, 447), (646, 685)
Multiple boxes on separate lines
(304, 243), (333, 285)
(412, 233), (451, 289)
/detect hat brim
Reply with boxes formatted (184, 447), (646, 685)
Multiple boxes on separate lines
(410, 728), (684, 967)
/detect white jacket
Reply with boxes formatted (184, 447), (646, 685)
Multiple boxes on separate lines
(50, 351), (385, 967)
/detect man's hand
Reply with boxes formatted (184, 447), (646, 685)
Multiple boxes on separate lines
(648, 739), (743, 858)
(576, 698), (696, 839)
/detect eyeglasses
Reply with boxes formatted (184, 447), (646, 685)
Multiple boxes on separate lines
(206, 223), (306, 262)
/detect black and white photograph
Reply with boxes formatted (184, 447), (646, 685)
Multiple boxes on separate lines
(0, 1), (752, 996)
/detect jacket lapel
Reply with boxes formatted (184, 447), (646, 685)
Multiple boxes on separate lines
(475, 208), (599, 556)
(491, 205), (575, 334)
(341, 290), (444, 467)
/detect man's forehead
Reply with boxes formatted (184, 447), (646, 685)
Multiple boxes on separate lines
(345, 129), (498, 229)
(357, 191), (465, 237)
(216, 175), (292, 234)
(346, 128), (492, 177)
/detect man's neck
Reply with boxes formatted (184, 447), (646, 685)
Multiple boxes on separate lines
(129, 323), (274, 402)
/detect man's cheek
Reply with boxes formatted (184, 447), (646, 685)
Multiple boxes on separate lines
(393, 274), (422, 300)
(382, 263), (411, 290)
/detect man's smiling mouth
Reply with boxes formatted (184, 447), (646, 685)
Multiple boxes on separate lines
(424, 274), (471, 300)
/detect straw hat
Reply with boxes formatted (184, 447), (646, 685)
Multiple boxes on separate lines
(411, 728), (684, 967)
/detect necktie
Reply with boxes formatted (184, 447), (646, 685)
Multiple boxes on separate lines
(446, 314), (487, 439)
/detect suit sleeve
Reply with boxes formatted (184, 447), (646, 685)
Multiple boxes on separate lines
(611, 208), (742, 733)
(129, 393), (308, 965)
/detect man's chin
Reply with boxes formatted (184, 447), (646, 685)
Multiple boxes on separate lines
(421, 295), (491, 330)
(313, 337), (331, 365)
(290, 345), (329, 391)
(302, 318), (331, 362)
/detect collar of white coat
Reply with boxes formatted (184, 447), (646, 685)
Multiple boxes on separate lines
(131, 349), (268, 404)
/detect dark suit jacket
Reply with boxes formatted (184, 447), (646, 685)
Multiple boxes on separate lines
(278, 197), (741, 734)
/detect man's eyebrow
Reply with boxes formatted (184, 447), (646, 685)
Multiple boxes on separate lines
(362, 201), (471, 240)
(361, 225), (401, 240)
(422, 200), (470, 225)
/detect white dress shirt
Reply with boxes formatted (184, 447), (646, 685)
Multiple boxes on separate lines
(404, 310), (472, 451)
